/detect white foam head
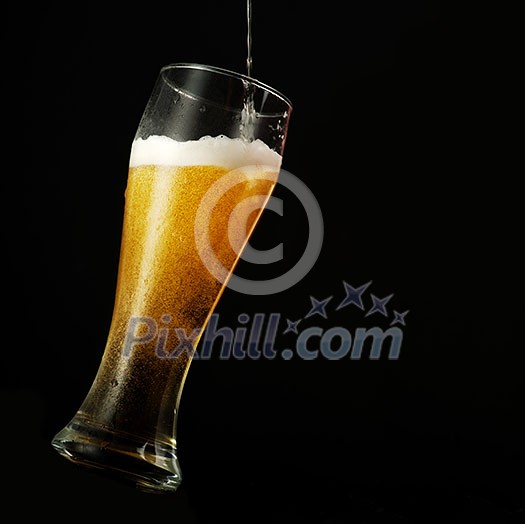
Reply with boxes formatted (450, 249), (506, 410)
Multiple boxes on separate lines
(130, 135), (282, 170)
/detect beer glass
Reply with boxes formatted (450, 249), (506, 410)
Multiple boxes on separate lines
(52, 64), (292, 493)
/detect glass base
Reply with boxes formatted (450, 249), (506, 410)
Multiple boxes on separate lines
(51, 413), (182, 493)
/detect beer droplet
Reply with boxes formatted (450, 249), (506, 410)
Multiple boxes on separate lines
(110, 379), (118, 387)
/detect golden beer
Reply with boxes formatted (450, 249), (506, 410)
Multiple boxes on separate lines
(51, 63), (291, 493)
(79, 136), (280, 438)
(53, 135), (281, 489)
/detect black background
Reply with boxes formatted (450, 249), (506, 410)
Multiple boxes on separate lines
(4, 1), (523, 521)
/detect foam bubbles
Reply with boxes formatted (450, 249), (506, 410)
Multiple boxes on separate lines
(129, 135), (282, 170)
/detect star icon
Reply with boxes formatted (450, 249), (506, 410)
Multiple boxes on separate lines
(365, 293), (394, 317)
(305, 296), (333, 319)
(336, 280), (372, 311)
(283, 318), (302, 335)
(391, 310), (409, 326)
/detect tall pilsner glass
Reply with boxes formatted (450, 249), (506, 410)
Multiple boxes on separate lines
(52, 64), (292, 493)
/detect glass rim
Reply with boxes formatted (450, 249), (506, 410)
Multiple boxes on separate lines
(160, 62), (293, 112)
